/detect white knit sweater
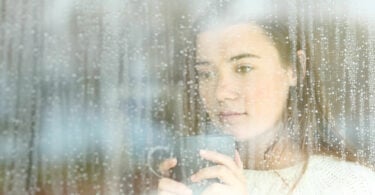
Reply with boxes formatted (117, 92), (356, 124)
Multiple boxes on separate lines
(244, 155), (375, 194)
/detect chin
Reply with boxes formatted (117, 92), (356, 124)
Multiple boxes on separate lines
(223, 125), (266, 142)
(222, 126), (251, 141)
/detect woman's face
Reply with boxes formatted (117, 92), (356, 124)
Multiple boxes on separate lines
(196, 23), (295, 141)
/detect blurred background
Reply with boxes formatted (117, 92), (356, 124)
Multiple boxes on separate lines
(1, 0), (375, 194)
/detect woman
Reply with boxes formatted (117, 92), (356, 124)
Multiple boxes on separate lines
(156, 7), (375, 195)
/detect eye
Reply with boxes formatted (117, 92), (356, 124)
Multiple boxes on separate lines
(197, 71), (216, 80)
(236, 64), (253, 73)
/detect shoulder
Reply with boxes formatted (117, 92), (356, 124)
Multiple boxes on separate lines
(297, 155), (375, 194)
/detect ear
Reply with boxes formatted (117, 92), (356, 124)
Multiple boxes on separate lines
(297, 50), (307, 82)
(288, 50), (307, 87)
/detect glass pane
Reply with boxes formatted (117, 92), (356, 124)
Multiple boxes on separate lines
(0, 0), (374, 194)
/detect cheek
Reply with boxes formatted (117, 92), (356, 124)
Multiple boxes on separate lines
(243, 85), (268, 116)
(243, 78), (272, 102)
(199, 84), (213, 109)
(244, 77), (289, 113)
(199, 84), (220, 123)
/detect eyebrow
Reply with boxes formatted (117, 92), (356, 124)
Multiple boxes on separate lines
(229, 53), (260, 61)
(195, 53), (260, 66)
(195, 61), (210, 66)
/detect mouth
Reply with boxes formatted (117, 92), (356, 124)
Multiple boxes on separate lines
(218, 111), (247, 122)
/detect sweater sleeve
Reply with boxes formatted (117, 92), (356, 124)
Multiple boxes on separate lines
(346, 162), (375, 194)
(297, 156), (375, 195)
(243, 156), (375, 195)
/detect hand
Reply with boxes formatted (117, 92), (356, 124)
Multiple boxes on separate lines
(190, 150), (248, 195)
(157, 158), (193, 195)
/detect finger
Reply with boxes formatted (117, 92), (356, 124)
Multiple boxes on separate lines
(201, 183), (232, 195)
(158, 178), (192, 195)
(159, 158), (177, 176)
(199, 150), (242, 176)
(234, 150), (243, 169)
(190, 165), (239, 187)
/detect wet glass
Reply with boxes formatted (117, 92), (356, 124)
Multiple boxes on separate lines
(0, 0), (375, 194)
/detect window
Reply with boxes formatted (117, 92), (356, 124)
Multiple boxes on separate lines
(0, 0), (374, 194)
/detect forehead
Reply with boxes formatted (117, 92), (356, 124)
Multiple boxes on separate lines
(196, 23), (278, 60)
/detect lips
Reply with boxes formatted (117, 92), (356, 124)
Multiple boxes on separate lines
(218, 111), (247, 121)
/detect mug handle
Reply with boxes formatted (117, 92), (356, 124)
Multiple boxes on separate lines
(147, 146), (172, 178)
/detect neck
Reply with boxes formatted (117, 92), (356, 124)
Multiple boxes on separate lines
(236, 123), (306, 170)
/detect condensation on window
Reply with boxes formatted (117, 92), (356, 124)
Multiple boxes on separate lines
(0, 0), (375, 194)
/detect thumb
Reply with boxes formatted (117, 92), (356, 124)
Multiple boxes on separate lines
(234, 150), (243, 169)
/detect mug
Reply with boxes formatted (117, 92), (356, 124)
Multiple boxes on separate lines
(147, 134), (236, 194)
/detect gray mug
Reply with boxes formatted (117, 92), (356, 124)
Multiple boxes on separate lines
(147, 134), (236, 194)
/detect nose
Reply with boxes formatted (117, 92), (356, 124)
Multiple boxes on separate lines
(215, 72), (239, 102)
